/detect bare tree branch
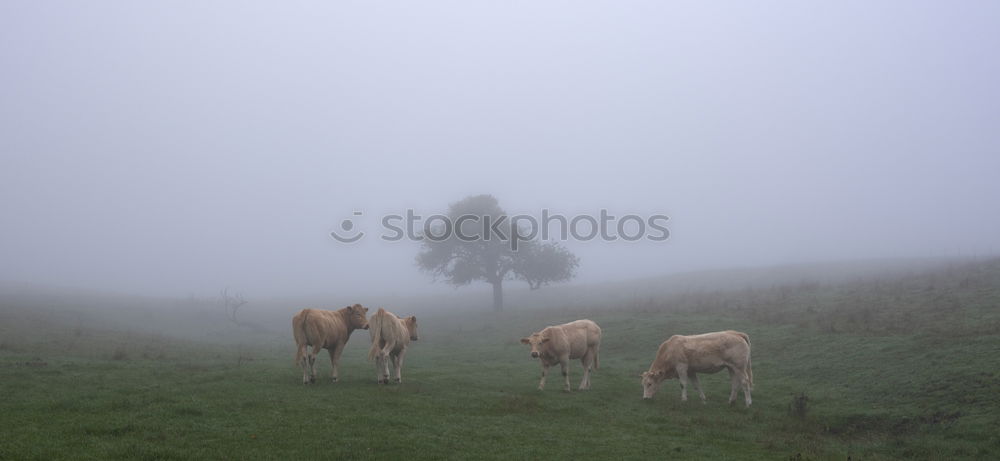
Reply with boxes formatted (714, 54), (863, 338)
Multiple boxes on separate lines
(220, 287), (248, 325)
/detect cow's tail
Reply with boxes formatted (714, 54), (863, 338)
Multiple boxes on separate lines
(367, 308), (385, 362)
(736, 331), (753, 390)
(293, 309), (311, 365)
(593, 325), (602, 370)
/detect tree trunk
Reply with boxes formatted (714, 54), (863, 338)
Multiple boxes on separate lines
(492, 280), (503, 312)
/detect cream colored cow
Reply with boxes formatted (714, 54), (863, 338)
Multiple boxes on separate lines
(367, 307), (418, 384)
(292, 304), (369, 384)
(520, 319), (602, 392)
(641, 330), (753, 407)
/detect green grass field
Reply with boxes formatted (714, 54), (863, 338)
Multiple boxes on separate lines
(3, 260), (1000, 460)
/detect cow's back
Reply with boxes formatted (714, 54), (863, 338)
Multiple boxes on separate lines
(558, 319), (601, 359)
(294, 308), (347, 348)
(371, 310), (410, 355)
(661, 331), (749, 371)
(390, 315), (411, 353)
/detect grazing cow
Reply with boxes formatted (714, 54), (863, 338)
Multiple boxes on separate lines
(292, 304), (370, 384)
(520, 319), (602, 392)
(640, 330), (753, 407)
(367, 308), (419, 384)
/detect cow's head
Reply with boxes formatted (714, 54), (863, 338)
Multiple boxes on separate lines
(641, 370), (667, 399)
(519, 333), (549, 359)
(347, 304), (370, 330)
(405, 316), (418, 341)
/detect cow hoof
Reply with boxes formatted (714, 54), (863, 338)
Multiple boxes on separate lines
(394, 378), (401, 384)
(331, 378), (338, 383)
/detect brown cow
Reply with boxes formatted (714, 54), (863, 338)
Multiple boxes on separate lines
(367, 307), (418, 384)
(292, 304), (369, 384)
(640, 330), (753, 407)
(520, 319), (602, 392)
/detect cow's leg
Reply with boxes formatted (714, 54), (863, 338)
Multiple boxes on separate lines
(298, 344), (311, 384)
(740, 367), (752, 407)
(393, 348), (406, 383)
(374, 352), (384, 383)
(688, 371), (706, 403)
(373, 340), (388, 383)
(380, 350), (391, 383)
(329, 343), (345, 383)
(375, 340), (393, 383)
(728, 367), (740, 405)
(675, 364), (689, 401)
(538, 363), (549, 391)
(380, 340), (396, 365)
(309, 345), (321, 383)
(560, 357), (571, 392)
(578, 351), (593, 390)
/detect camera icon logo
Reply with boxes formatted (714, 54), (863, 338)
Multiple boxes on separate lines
(330, 211), (365, 243)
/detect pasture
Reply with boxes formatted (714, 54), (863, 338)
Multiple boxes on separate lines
(2, 259), (1000, 460)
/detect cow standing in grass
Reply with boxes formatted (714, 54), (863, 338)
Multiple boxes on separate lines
(367, 308), (419, 384)
(292, 304), (369, 384)
(640, 330), (753, 407)
(520, 319), (602, 392)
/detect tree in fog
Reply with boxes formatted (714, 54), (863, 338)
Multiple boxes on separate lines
(512, 241), (579, 290)
(416, 194), (579, 311)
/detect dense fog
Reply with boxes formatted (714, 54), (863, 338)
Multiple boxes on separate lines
(2, 1), (999, 299)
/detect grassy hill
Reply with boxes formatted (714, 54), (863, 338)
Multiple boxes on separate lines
(1, 258), (998, 459)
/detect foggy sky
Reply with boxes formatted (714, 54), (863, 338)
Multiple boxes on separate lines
(2, 1), (999, 298)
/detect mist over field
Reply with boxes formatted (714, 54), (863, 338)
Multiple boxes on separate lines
(2, 2), (1000, 460)
(3, 1), (999, 300)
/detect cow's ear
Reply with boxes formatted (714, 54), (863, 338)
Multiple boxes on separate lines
(409, 316), (416, 322)
(520, 337), (530, 344)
